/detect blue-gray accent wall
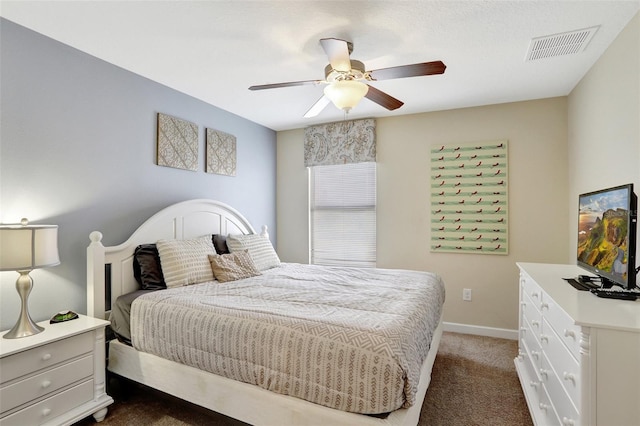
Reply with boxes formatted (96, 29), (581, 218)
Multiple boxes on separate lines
(0, 18), (277, 329)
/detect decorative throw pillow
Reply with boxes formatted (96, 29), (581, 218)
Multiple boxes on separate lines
(132, 244), (166, 290)
(226, 233), (281, 271)
(156, 236), (216, 288)
(208, 250), (262, 283)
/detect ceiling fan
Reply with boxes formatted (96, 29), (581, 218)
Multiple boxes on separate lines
(249, 38), (446, 118)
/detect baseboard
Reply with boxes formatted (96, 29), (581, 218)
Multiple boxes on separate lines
(443, 322), (518, 340)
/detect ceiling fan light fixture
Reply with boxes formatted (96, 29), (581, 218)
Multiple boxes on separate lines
(323, 80), (369, 112)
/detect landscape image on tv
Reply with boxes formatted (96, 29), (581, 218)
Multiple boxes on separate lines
(578, 187), (630, 280)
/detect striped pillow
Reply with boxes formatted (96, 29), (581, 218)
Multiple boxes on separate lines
(226, 233), (280, 271)
(156, 236), (216, 288)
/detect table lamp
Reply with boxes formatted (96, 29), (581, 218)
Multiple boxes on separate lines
(0, 219), (60, 339)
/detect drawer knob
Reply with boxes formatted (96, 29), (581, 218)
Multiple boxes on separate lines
(41, 353), (52, 361)
(563, 372), (577, 383)
(531, 292), (540, 298)
(539, 368), (549, 378)
(529, 381), (539, 389)
(531, 350), (540, 360)
(41, 380), (52, 389)
(42, 408), (52, 417)
(540, 334), (549, 343)
(541, 303), (549, 310)
(562, 417), (575, 426)
(531, 320), (540, 328)
(539, 402), (550, 411)
(564, 329), (576, 339)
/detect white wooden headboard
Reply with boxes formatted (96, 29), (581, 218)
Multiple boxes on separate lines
(87, 199), (264, 320)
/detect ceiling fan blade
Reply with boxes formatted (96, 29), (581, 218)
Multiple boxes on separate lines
(304, 95), (331, 118)
(365, 85), (404, 110)
(249, 80), (320, 90)
(368, 60), (446, 81)
(320, 38), (352, 72)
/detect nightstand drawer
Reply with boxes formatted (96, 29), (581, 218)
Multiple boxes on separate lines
(0, 355), (93, 414)
(0, 333), (92, 384)
(0, 379), (93, 426)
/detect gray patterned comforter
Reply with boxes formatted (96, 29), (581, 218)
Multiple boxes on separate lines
(130, 263), (445, 414)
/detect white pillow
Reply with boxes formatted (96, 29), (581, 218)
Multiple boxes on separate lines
(226, 233), (280, 271)
(156, 236), (216, 288)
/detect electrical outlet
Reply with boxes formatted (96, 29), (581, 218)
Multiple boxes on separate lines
(463, 288), (472, 301)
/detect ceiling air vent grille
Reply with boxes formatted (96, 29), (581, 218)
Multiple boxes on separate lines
(526, 26), (599, 61)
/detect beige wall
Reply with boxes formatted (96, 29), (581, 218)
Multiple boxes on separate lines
(277, 128), (309, 263)
(277, 98), (569, 331)
(568, 12), (640, 262)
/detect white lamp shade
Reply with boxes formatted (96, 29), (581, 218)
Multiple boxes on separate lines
(323, 80), (369, 111)
(0, 224), (60, 271)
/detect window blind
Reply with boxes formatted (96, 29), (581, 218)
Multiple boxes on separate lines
(309, 162), (376, 267)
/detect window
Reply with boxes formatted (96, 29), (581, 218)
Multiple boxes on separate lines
(309, 162), (376, 267)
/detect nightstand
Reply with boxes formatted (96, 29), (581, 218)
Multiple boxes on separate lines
(0, 315), (113, 425)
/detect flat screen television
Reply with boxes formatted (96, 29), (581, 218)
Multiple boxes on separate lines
(577, 183), (637, 289)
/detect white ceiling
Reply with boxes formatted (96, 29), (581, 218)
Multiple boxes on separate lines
(1, 1), (639, 131)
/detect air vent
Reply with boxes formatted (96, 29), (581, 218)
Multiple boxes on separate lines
(526, 26), (599, 61)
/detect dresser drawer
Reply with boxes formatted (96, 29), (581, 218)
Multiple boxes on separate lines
(542, 295), (581, 360)
(523, 317), (543, 371)
(520, 338), (542, 389)
(516, 342), (544, 423)
(538, 382), (562, 426)
(521, 273), (543, 310)
(0, 333), (92, 385)
(523, 293), (542, 339)
(0, 355), (93, 414)
(541, 318), (581, 407)
(0, 379), (93, 426)
(541, 352), (580, 426)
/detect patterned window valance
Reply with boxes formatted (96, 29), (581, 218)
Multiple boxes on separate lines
(304, 118), (376, 167)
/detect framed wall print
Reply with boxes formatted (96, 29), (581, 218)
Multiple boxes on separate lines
(156, 113), (198, 171)
(430, 140), (509, 255)
(206, 128), (236, 176)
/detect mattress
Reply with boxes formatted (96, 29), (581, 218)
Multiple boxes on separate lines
(130, 263), (445, 414)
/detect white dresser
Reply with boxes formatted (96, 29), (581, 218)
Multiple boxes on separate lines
(515, 263), (640, 426)
(0, 315), (113, 425)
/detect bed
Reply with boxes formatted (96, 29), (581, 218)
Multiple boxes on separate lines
(86, 199), (445, 426)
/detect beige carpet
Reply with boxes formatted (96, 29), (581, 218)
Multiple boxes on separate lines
(420, 332), (533, 426)
(74, 332), (533, 426)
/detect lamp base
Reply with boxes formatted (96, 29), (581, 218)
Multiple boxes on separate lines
(3, 271), (44, 339)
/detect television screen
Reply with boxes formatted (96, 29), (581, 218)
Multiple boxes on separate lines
(577, 183), (637, 289)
